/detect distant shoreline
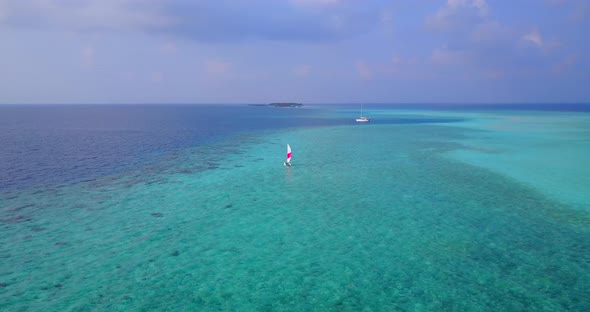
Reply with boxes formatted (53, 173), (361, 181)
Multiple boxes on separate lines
(248, 103), (303, 108)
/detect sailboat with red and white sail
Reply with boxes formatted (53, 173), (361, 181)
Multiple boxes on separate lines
(284, 144), (292, 166)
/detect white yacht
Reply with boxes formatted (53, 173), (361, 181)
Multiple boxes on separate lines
(355, 104), (370, 122)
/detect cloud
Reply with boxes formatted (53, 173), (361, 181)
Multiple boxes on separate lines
(383, 55), (434, 80)
(294, 65), (312, 77)
(392, 54), (418, 66)
(289, 0), (342, 9)
(470, 0), (489, 14)
(163, 1), (383, 43)
(523, 30), (544, 47)
(82, 46), (96, 68)
(379, 9), (394, 36)
(424, 0), (576, 80)
(426, 0), (489, 32)
(570, 1), (590, 22)
(552, 54), (577, 75)
(471, 21), (511, 45)
(447, 0), (489, 14)
(430, 47), (468, 66)
(206, 59), (231, 76)
(484, 69), (508, 80)
(355, 61), (372, 80)
(0, 1), (386, 43)
(544, 0), (590, 22)
(0, 2), (10, 22)
(0, 0), (174, 32)
(160, 42), (178, 54)
(380, 10), (393, 25)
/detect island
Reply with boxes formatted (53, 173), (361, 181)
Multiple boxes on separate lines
(248, 103), (303, 108)
(269, 103), (302, 108)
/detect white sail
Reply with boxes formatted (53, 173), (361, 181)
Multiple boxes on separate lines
(286, 144), (292, 164)
(356, 104), (370, 122)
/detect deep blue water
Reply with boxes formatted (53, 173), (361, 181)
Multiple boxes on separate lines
(0, 104), (419, 191)
(1, 103), (586, 191)
(0, 105), (336, 190)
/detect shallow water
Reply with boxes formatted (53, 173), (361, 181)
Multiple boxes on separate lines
(1, 105), (589, 311)
(444, 111), (590, 209)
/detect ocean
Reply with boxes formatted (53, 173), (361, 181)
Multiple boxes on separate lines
(1, 104), (589, 311)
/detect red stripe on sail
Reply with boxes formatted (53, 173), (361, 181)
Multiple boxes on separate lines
(287, 152), (292, 158)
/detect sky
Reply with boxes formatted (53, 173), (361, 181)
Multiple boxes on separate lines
(0, 0), (589, 104)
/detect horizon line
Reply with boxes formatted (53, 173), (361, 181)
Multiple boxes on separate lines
(1, 102), (589, 106)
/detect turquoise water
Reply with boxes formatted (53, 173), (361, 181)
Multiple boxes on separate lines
(1, 106), (589, 311)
